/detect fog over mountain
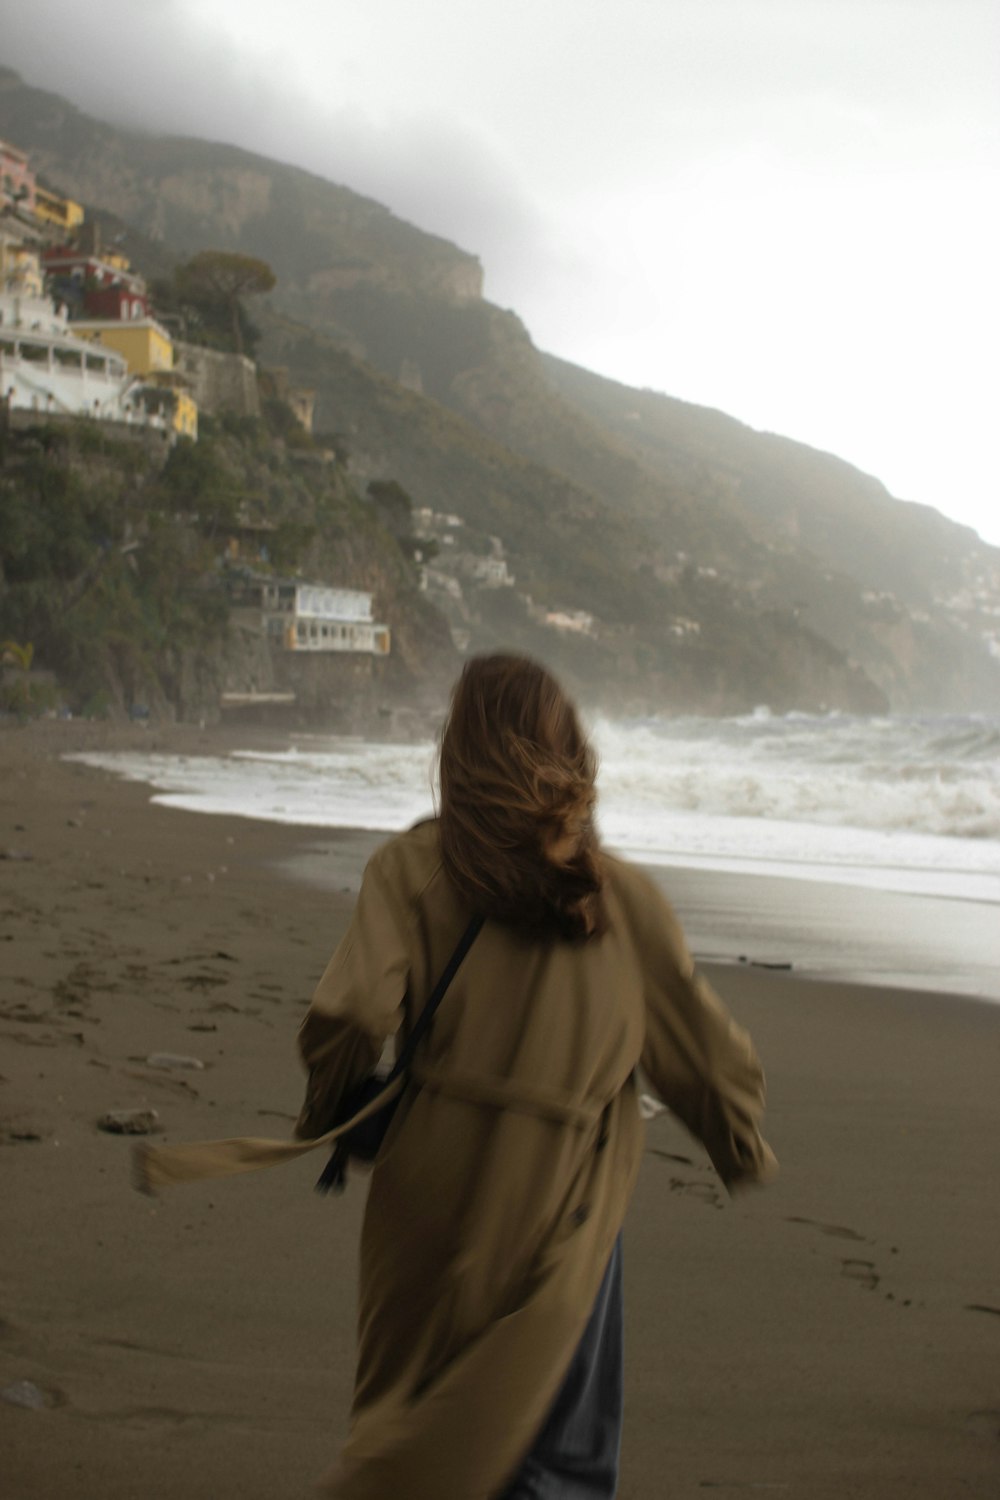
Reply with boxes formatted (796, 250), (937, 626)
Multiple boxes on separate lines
(3, 0), (998, 544)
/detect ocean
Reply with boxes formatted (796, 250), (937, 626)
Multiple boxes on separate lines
(68, 711), (1000, 1000)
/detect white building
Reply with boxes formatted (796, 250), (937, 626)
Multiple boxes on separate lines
(544, 608), (594, 636)
(233, 577), (391, 656)
(471, 556), (514, 588)
(0, 239), (175, 433)
(0, 282), (132, 421)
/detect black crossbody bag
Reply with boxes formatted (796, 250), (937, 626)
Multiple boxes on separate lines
(316, 913), (484, 1193)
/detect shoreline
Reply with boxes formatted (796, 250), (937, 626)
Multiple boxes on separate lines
(3, 719), (1000, 1497)
(24, 715), (1000, 1001)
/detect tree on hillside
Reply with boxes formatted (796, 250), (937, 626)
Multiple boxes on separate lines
(175, 251), (276, 355)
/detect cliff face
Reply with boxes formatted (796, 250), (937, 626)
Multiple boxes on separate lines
(0, 68), (483, 311)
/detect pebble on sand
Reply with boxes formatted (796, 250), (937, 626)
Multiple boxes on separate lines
(145, 1052), (205, 1071)
(1, 1380), (49, 1411)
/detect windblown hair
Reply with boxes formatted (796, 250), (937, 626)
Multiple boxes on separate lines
(439, 654), (605, 941)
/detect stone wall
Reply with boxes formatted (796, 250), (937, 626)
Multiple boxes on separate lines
(173, 342), (260, 419)
(3, 407), (173, 461)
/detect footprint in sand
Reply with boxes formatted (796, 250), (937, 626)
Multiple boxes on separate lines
(646, 1149), (723, 1206)
(787, 1219), (917, 1303)
(0, 1123), (47, 1144)
(0, 1004), (50, 1025)
(785, 1215), (870, 1243)
(840, 1258), (880, 1291)
(249, 988), (286, 1004)
(1, 1029), (82, 1049)
(668, 1176), (725, 1210)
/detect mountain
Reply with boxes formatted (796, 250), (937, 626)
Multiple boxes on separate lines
(2, 63), (998, 715)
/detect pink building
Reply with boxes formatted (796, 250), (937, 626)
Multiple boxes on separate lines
(0, 139), (36, 213)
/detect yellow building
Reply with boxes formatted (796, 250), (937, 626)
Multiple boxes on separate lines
(73, 319), (199, 438)
(72, 317), (174, 376)
(132, 372), (199, 440)
(173, 388), (198, 440)
(33, 185), (85, 233)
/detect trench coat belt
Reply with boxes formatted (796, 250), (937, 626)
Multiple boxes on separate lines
(409, 1062), (603, 1129)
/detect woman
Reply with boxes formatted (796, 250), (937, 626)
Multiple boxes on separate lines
(294, 654), (777, 1499)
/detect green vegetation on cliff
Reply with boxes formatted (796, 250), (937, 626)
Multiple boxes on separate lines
(0, 414), (453, 720)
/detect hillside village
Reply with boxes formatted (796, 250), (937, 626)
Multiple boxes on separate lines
(0, 133), (605, 722)
(0, 136), (459, 721)
(1, 70), (999, 722)
(1, 138), (201, 439)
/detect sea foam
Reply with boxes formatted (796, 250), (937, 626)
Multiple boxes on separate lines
(67, 711), (1000, 904)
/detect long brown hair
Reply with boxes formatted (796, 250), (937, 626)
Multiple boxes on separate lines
(438, 654), (605, 940)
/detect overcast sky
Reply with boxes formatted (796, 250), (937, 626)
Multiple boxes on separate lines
(4, 0), (998, 542)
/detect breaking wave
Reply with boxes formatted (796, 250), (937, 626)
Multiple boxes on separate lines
(67, 711), (1000, 903)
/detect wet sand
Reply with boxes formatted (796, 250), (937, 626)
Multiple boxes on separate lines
(2, 721), (999, 1498)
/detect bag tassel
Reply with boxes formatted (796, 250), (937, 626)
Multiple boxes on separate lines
(315, 1142), (349, 1195)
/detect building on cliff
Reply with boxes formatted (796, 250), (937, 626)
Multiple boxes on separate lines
(42, 236), (149, 320)
(1, 236), (131, 422)
(1, 141), (197, 437)
(32, 185), (84, 234)
(1, 140), (83, 233)
(40, 224), (197, 438)
(0, 237), (195, 439)
(228, 574), (390, 656)
(0, 139), (36, 215)
(70, 316), (198, 440)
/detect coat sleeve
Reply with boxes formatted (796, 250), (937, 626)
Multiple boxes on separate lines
(629, 872), (778, 1190)
(294, 854), (411, 1140)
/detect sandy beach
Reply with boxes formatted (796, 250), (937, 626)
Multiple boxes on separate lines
(2, 721), (998, 1499)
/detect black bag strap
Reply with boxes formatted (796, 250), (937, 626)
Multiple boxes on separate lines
(314, 913), (485, 1195)
(386, 913), (484, 1083)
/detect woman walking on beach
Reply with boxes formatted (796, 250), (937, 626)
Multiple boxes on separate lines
(293, 653), (777, 1500)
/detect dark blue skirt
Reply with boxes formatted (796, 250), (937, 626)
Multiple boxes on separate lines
(498, 1235), (624, 1499)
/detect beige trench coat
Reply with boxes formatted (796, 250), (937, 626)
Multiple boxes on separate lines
(293, 820), (777, 1500)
